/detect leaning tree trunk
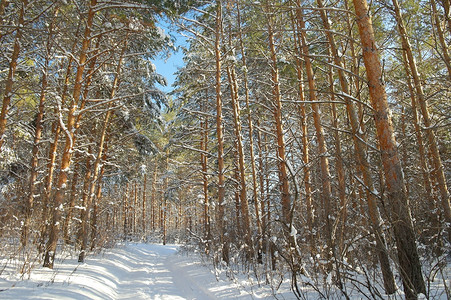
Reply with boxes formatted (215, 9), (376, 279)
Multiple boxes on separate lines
(78, 39), (126, 263)
(315, 0), (396, 293)
(392, 0), (451, 241)
(400, 50), (434, 204)
(22, 7), (58, 247)
(294, 2), (334, 258)
(352, 0), (426, 298)
(0, 0), (27, 151)
(431, 0), (451, 79)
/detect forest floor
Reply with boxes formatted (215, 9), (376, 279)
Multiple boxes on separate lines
(0, 243), (292, 299)
(0, 242), (449, 299)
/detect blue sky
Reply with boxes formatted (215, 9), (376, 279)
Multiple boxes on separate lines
(151, 19), (186, 93)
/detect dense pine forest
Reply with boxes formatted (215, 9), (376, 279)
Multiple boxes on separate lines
(0, 0), (449, 299)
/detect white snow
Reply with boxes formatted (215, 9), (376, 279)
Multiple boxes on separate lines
(0, 243), (292, 299)
(1, 244), (449, 299)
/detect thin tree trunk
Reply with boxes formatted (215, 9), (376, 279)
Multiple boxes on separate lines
(79, 40), (126, 262)
(22, 7), (57, 247)
(200, 99), (211, 252)
(431, 0), (451, 79)
(295, 2), (334, 255)
(226, 58), (253, 257)
(90, 152), (105, 251)
(327, 67), (347, 253)
(43, 0), (97, 269)
(41, 22), (80, 250)
(236, 0), (263, 262)
(256, 119), (269, 251)
(123, 183), (129, 240)
(62, 152), (81, 245)
(0, 0), (27, 151)
(214, 0), (228, 264)
(133, 182), (137, 235)
(162, 152), (169, 245)
(265, 1), (291, 224)
(401, 50), (434, 204)
(290, 11), (314, 250)
(392, 0), (451, 240)
(142, 173), (147, 237)
(77, 146), (93, 247)
(315, 0), (396, 293)
(151, 162), (157, 232)
(352, 0), (426, 297)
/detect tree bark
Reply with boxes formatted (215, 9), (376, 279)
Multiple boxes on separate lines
(265, 2), (291, 224)
(142, 173), (147, 237)
(226, 58), (253, 257)
(294, 2), (334, 254)
(327, 67), (347, 253)
(400, 50), (434, 204)
(431, 0), (451, 79)
(214, 0), (228, 264)
(315, 0), (396, 293)
(352, 0), (425, 297)
(290, 10), (314, 250)
(43, 0), (97, 269)
(392, 0), (451, 241)
(236, 0), (263, 262)
(0, 0), (27, 151)
(22, 6), (57, 247)
(200, 98), (210, 251)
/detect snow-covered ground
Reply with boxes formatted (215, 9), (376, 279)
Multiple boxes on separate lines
(1, 243), (449, 299)
(0, 243), (291, 299)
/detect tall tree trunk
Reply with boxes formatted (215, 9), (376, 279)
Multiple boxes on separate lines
(214, 0), (228, 264)
(162, 151), (169, 246)
(256, 118), (269, 252)
(352, 0), (425, 297)
(123, 183), (129, 240)
(200, 98), (211, 252)
(151, 162), (157, 232)
(77, 146), (93, 247)
(142, 173), (147, 237)
(0, 0), (27, 151)
(327, 67), (347, 253)
(236, 0), (263, 262)
(290, 10), (314, 251)
(43, 0), (97, 269)
(78, 38), (126, 262)
(90, 151), (105, 251)
(22, 7), (58, 247)
(226, 58), (253, 257)
(41, 22), (81, 250)
(315, 0), (396, 293)
(295, 2), (334, 255)
(400, 51), (434, 204)
(392, 0), (451, 239)
(62, 153), (81, 245)
(431, 0), (451, 79)
(265, 1), (291, 224)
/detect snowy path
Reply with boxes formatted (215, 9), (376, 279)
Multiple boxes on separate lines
(0, 243), (280, 299)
